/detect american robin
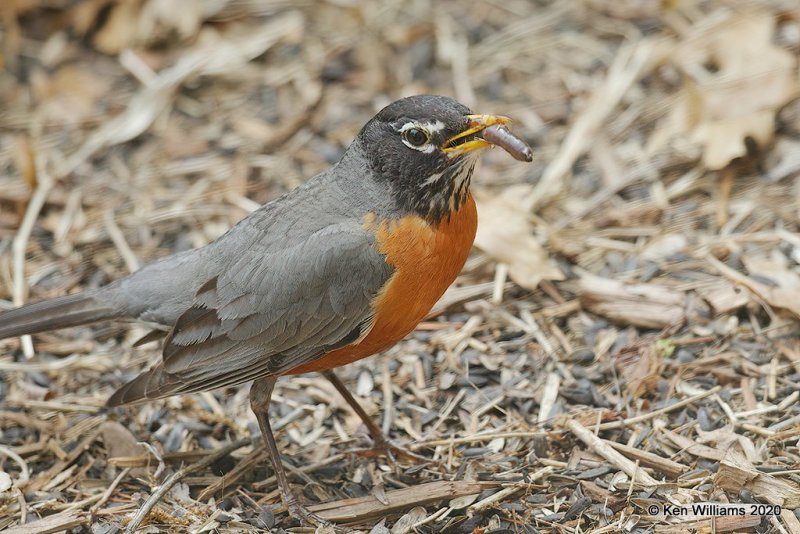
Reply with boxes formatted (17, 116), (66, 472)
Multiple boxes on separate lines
(0, 95), (532, 528)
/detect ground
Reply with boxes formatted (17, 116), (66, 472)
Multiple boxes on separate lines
(1, 1), (799, 533)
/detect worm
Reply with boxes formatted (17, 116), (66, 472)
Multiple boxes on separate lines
(480, 125), (533, 162)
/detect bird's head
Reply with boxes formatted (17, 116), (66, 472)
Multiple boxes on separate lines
(353, 95), (524, 222)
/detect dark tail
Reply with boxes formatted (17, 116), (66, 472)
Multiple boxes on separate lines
(0, 291), (119, 340)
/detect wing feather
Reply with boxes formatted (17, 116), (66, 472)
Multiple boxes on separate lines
(149, 221), (391, 397)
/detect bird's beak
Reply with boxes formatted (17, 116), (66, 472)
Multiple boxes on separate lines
(441, 114), (512, 156)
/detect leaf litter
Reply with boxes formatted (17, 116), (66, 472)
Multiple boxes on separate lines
(0, 1), (799, 533)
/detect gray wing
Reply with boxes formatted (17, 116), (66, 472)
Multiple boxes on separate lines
(107, 218), (391, 405)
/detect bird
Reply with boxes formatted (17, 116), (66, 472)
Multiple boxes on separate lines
(0, 95), (532, 528)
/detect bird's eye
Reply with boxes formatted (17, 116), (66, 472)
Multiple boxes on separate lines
(403, 127), (430, 147)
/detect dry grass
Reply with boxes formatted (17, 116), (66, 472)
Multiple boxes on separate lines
(1, 1), (799, 532)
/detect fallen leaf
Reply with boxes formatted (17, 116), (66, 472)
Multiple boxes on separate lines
(708, 251), (800, 319)
(715, 448), (800, 507)
(93, 0), (142, 54)
(616, 343), (663, 397)
(60, 13), (304, 177)
(742, 251), (800, 317)
(661, 12), (800, 169)
(698, 281), (750, 315)
(473, 185), (563, 290)
(579, 272), (686, 329)
(640, 233), (687, 261)
(31, 64), (111, 126)
(92, 0), (226, 54)
(100, 421), (147, 476)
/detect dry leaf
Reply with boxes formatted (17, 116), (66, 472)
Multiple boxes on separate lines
(31, 64), (111, 126)
(579, 272), (686, 328)
(617, 344), (663, 397)
(698, 281), (749, 315)
(715, 448), (800, 507)
(474, 185), (563, 290)
(662, 12), (800, 169)
(695, 424), (759, 463)
(100, 421), (148, 476)
(640, 233), (687, 261)
(92, 0), (230, 54)
(92, 0), (142, 54)
(742, 250), (800, 317)
(101, 421), (145, 459)
(709, 251), (800, 319)
(12, 135), (36, 190)
(60, 13), (303, 177)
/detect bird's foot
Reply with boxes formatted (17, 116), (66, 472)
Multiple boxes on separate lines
(286, 500), (350, 532)
(354, 438), (429, 464)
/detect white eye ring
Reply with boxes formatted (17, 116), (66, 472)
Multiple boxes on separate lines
(399, 122), (435, 153)
(404, 127), (429, 147)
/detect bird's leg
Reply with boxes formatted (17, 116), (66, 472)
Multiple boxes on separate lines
(250, 377), (345, 531)
(321, 370), (428, 464)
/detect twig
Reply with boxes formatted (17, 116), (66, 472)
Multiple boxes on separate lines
(0, 444), (31, 485)
(125, 437), (253, 533)
(468, 485), (522, 512)
(567, 419), (659, 486)
(11, 156), (54, 359)
(252, 452), (348, 490)
(491, 262), (509, 304)
(104, 210), (139, 273)
(381, 360), (394, 436)
(410, 430), (546, 450)
(0, 444), (30, 525)
(90, 467), (131, 514)
(596, 385), (721, 430)
(196, 448), (265, 502)
(524, 38), (661, 210)
(538, 372), (560, 423)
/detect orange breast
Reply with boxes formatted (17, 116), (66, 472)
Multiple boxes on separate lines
(288, 195), (478, 374)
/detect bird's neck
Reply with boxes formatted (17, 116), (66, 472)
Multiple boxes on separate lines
(404, 157), (476, 224)
(337, 139), (477, 225)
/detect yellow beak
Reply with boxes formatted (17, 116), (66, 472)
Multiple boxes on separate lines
(441, 114), (512, 156)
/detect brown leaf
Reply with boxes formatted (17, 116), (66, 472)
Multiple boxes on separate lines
(579, 273), (686, 328)
(662, 12), (800, 169)
(92, 0), (220, 54)
(473, 185), (563, 291)
(12, 135), (36, 190)
(698, 281), (750, 315)
(617, 344), (663, 397)
(100, 421), (147, 476)
(715, 448), (800, 507)
(708, 252), (800, 319)
(93, 0), (142, 54)
(31, 64), (111, 126)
